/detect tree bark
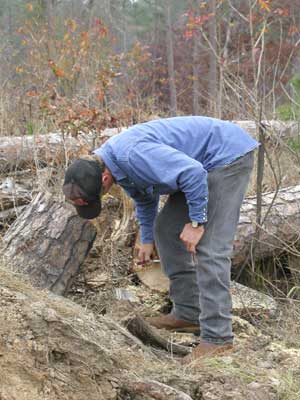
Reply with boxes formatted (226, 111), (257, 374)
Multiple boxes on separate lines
(219, 10), (233, 118)
(164, 0), (177, 116)
(192, 0), (202, 115)
(208, 0), (218, 115)
(0, 182), (31, 210)
(1, 192), (97, 295)
(232, 185), (300, 266)
(0, 179), (30, 227)
(0, 130), (111, 172)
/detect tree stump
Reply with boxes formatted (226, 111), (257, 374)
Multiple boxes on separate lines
(1, 192), (97, 295)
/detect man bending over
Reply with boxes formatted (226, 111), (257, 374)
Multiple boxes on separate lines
(63, 116), (258, 362)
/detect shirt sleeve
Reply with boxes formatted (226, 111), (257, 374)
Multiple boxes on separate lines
(128, 142), (208, 234)
(133, 192), (159, 244)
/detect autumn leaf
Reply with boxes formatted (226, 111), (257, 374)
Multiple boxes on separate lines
(275, 7), (289, 17)
(26, 88), (38, 97)
(26, 3), (33, 12)
(288, 25), (299, 36)
(54, 67), (65, 78)
(99, 27), (108, 38)
(67, 19), (77, 32)
(97, 89), (104, 102)
(48, 60), (65, 78)
(258, 0), (271, 12)
(16, 66), (24, 74)
(184, 30), (194, 39)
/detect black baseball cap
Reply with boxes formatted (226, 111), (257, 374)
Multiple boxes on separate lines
(63, 159), (103, 219)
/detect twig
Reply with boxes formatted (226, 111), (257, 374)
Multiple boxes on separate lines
(125, 314), (190, 357)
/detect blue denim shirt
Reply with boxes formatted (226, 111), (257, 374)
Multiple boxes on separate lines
(94, 116), (258, 243)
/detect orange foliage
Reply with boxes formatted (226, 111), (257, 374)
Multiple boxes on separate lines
(258, 0), (271, 12)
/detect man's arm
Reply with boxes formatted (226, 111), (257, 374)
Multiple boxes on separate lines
(128, 142), (209, 227)
(121, 188), (158, 264)
(133, 192), (159, 244)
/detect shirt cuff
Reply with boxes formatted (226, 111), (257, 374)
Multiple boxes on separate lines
(197, 207), (207, 224)
(190, 204), (208, 224)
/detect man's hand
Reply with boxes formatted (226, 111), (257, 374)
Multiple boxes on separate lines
(138, 243), (154, 265)
(180, 223), (205, 254)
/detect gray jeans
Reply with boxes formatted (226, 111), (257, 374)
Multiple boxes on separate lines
(154, 151), (254, 344)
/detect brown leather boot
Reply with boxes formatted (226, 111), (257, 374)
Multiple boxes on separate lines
(146, 313), (200, 333)
(182, 341), (233, 364)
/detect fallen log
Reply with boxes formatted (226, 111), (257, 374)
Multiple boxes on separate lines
(0, 177), (32, 210)
(132, 185), (300, 297)
(0, 205), (26, 228)
(232, 184), (300, 265)
(136, 184), (300, 267)
(0, 128), (124, 172)
(1, 192), (97, 295)
(0, 122), (298, 172)
(233, 120), (300, 142)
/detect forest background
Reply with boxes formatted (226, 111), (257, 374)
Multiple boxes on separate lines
(0, 0), (300, 137)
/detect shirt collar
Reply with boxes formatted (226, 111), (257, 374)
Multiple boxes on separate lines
(93, 146), (127, 183)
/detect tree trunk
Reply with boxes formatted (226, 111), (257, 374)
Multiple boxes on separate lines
(219, 10), (233, 118)
(41, 0), (56, 60)
(151, 0), (161, 104)
(208, 0), (218, 116)
(192, 1), (202, 115)
(164, 0), (177, 116)
(232, 185), (300, 266)
(1, 192), (97, 295)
